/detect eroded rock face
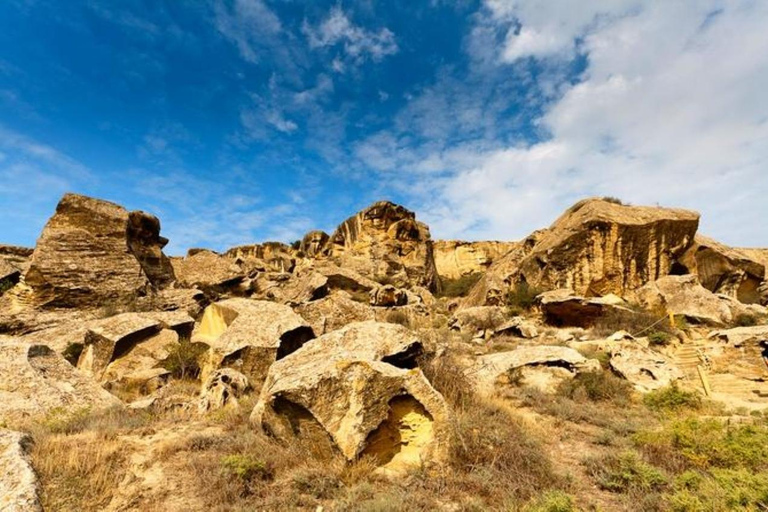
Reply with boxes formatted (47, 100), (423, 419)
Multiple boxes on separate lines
(636, 275), (733, 326)
(538, 289), (632, 328)
(295, 292), (377, 336)
(251, 322), (450, 473)
(198, 368), (250, 413)
(23, 194), (155, 309)
(0, 338), (121, 423)
(609, 342), (683, 392)
(171, 250), (244, 295)
(0, 429), (42, 512)
(126, 211), (176, 289)
(194, 299), (315, 390)
(680, 235), (766, 305)
(300, 230), (330, 258)
(320, 201), (440, 292)
(225, 242), (295, 273)
(468, 346), (601, 394)
(469, 199), (699, 305)
(433, 240), (516, 280)
(370, 284), (407, 307)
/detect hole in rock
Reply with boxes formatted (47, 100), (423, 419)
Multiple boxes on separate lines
(381, 342), (423, 369)
(669, 262), (689, 276)
(361, 395), (434, 470)
(276, 326), (315, 360)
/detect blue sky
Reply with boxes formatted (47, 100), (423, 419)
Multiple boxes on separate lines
(1, 0), (767, 254)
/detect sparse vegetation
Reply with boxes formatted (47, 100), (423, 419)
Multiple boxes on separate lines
(643, 385), (702, 412)
(601, 196), (625, 205)
(384, 309), (409, 327)
(437, 272), (483, 298)
(161, 340), (208, 380)
(585, 451), (667, 493)
(0, 277), (14, 295)
(648, 330), (672, 347)
(506, 282), (542, 315)
(557, 371), (633, 403)
(734, 313), (763, 327)
(591, 306), (674, 338)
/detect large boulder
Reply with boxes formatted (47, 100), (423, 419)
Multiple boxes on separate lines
(126, 211), (176, 289)
(609, 342), (683, 392)
(636, 275), (733, 326)
(251, 322), (450, 474)
(0, 338), (121, 423)
(680, 235), (766, 305)
(319, 201), (441, 292)
(468, 346), (601, 394)
(470, 199), (699, 305)
(433, 240), (516, 280)
(171, 249), (244, 295)
(22, 194), (174, 309)
(295, 292), (376, 335)
(193, 299), (315, 389)
(707, 325), (768, 348)
(0, 429), (41, 512)
(538, 289), (632, 328)
(225, 242), (295, 273)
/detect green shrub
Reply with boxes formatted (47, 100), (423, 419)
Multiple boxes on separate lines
(734, 313), (761, 327)
(643, 385), (701, 412)
(220, 454), (273, 483)
(648, 331), (672, 347)
(523, 490), (576, 512)
(0, 278), (14, 295)
(437, 272), (483, 298)
(62, 342), (84, 366)
(384, 310), (409, 327)
(162, 341), (208, 380)
(506, 282), (541, 312)
(667, 469), (768, 511)
(557, 371), (633, 403)
(585, 451), (667, 493)
(602, 196), (625, 205)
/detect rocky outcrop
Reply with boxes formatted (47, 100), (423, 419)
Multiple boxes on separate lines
(295, 292), (376, 335)
(469, 199), (699, 305)
(225, 242), (295, 273)
(0, 429), (42, 512)
(171, 249), (244, 295)
(319, 201), (440, 292)
(609, 342), (683, 392)
(194, 299), (315, 389)
(636, 275), (733, 326)
(0, 245), (32, 287)
(300, 230), (330, 258)
(468, 346), (602, 394)
(433, 240), (516, 280)
(198, 368), (250, 413)
(370, 284), (407, 307)
(23, 194), (174, 309)
(680, 235), (766, 304)
(251, 269), (328, 305)
(538, 289), (632, 328)
(126, 211), (176, 288)
(0, 337), (121, 423)
(708, 325), (768, 347)
(251, 322), (450, 474)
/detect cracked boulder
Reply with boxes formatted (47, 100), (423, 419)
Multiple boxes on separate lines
(194, 299), (315, 390)
(0, 429), (42, 512)
(636, 274), (734, 326)
(0, 337), (121, 423)
(468, 346), (601, 394)
(295, 292), (376, 336)
(198, 368), (250, 413)
(251, 322), (450, 474)
(171, 249), (244, 296)
(609, 342), (683, 392)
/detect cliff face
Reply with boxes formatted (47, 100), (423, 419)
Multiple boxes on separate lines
(319, 201), (440, 292)
(432, 240), (518, 280)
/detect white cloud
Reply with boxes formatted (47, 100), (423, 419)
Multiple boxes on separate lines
(213, 0), (282, 63)
(304, 6), (398, 63)
(389, 1), (768, 247)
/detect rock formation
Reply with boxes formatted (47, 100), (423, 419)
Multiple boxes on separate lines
(0, 429), (42, 512)
(225, 242), (295, 273)
(636, 275), (734, 326)
(0, 337), (121, 423)
(194, 298), (315, 389)
(299, 230), (330, 258)
(126, 211), (176, 288)
(198, 368), (250, 413)
(251, 321), (451, 473)
(319, 201), (441, 292)
(433, 240), (516, 279)
(171, 249), (244, 295)
(608, 342), (683, 392)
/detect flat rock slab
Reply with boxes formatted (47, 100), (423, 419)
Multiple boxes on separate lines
(0, 429), (42, 512)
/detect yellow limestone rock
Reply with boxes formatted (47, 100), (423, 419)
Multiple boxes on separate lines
(432, 240), (517, 280)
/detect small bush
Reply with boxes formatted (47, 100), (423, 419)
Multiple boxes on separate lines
(648, 331), (672, 347)
(418, 352), (474, 410)
(506, 282), (541, 312)
(523, 490), (576, 512)
(557, 371), (633, 403)
(602, 196), (625, 205)
(162, 341), (208, 380)
(667, 469), (768, 511)
(438, 272), (483, 298)
(221, 454), (273, 483)
(384, 309), (409, 327)
(643, 385), (701, 412)
(0, 278), (14, 295)
(585, 451), (667, 493)
(62, 342), (84, 366)
(734, 313), (761, 327)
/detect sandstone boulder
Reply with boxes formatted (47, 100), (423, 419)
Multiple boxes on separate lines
(370, 284), (407, 307)
(468, 346), (601, 394)
(0, 338), (121, 423)
(23, 194), (174, 309)
(100, 329), (180, 394)
(708, 325), (768, 347)
(251, 322), (450, 473)
(680, 235), (766, 304)
(0, 429), (41, 512)
(171, 249), (244, 295)
(636, 275), (733, 326)
(494, 316), (539, 339)
(319, 201), (440, 292)
(194, 299), (314, 389)
(433, 240), (516, 280)
(0, 245), (33, 278)
(295, 292), (376, 336)
(225, 242), (295, 273)
(469, 199), (699, 305)
(538, 289), (632, 328)
(450, 306), (507, 337)
(609, 342), (683, 392)
(251, 270), (328, 305)
(126, 211), (176, 288)
(198, 368), (250, 413)
(299, 230), (330, 258)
